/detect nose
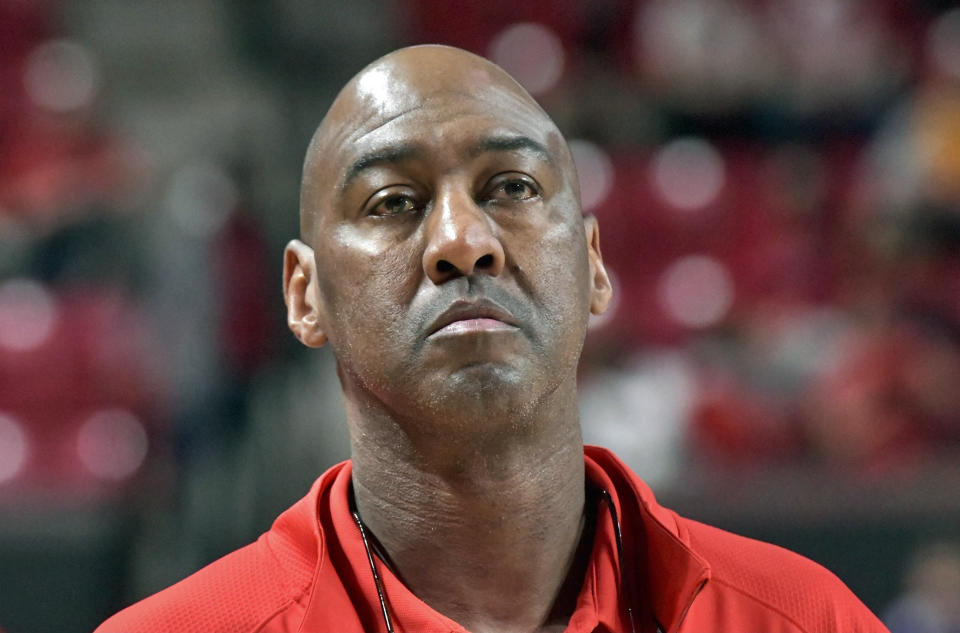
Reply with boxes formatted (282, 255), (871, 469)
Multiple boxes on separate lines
(422, 188), (505, 284)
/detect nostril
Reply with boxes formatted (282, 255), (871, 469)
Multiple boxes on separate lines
(437, 260), (455, 273)
(475, 254), (494, 269)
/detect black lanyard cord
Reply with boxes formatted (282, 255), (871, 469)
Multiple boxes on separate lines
(597, 487), (639, 633)
(352, 487), (640, 633)
(352, 510), (396, 633)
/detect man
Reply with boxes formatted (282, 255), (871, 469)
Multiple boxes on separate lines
(97, 45), (886, 633)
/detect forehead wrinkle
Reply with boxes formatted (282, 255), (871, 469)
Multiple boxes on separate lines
(333, 97), (554, 178)
(346, 103), (423, 146)
(300, 105), (422, 237)
(345, 96), (558, 163)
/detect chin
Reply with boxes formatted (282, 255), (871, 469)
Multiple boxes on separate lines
(424, 363), (556, 426)
(449, 361), (523, 396)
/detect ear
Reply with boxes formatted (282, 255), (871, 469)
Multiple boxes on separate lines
(283, 239), (329, 348)
(583, 215), (613, 315)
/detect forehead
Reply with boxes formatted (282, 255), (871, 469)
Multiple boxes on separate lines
(327, 65), (558, 167)
(299, 52), (572, 239)
(342, 55), (545, 126)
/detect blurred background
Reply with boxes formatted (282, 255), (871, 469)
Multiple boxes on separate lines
(1, 0), (959, 631)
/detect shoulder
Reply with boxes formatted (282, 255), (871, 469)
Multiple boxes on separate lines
(95, 531), (312, 633)
(95, 466), (344, 633)
(679, 517), (888, 633)
(584, 446), (887, 632)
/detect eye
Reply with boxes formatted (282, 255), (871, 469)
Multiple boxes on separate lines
(365, 188), (421, 217)
(484, 175), (540, 203)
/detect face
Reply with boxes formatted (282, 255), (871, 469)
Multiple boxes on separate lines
(286, 47), (611, 431)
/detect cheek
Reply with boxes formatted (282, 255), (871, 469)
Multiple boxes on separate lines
(530, 214), (591, 298)
(515, 219), (591, 346)
(319, 238), (421, 359)
(331, 222), (390, 258)
(327, 221), (420, 301)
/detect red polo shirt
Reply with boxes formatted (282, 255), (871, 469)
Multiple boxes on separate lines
(96, 446), (886, 632)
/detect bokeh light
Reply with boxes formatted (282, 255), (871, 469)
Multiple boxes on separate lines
(658, 254), (734, 328)
(651, 137), (726, 212)
(0, 279), (58, 352)
(76, 409), (149, 481)
(568, 139), (614, 213)
(928, 9), (960, 79)
(24, 39), (99, 113)
(0, 413), (29, 484)
(488, 22), (565, 95)
(165, 162), (237, 238)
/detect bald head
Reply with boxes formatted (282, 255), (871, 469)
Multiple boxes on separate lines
(299, 45), (575, 243)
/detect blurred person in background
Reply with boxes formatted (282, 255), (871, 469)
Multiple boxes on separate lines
(95, 45), (885, 633)
(884, 541), (960, 633)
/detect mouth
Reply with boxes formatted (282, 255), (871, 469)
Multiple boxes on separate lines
(426, 298), (519, 338)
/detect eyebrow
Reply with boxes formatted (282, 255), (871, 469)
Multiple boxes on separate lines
(341, 143), (422, 191)
(339, 134), (555, 191)
(468, 135), (554, 165)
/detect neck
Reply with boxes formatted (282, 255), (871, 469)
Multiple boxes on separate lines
(347, 384), (588, 633)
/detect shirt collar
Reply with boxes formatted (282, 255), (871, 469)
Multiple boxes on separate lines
(292, 448), (711, 633)
(584, 446), (711, 633)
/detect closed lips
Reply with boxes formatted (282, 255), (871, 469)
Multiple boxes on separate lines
(427, 299), (517, 336)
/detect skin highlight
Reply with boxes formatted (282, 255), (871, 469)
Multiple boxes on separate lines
(284, 45), (612, 633)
